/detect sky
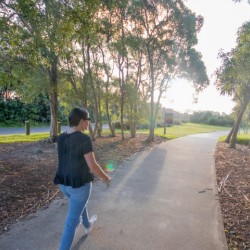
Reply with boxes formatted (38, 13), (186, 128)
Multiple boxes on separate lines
(161, 0), (250, 114)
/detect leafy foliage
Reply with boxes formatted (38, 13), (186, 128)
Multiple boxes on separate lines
(190, 111), (234, 126)
(215, 21), (250, 148)
(0, 94), (66, 125)
(1, 0), (208, 140)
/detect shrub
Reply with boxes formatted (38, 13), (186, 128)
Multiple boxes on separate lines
(190, 111), (234, 126)
(0, 95), (66, 126)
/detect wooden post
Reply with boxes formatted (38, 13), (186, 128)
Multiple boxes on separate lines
(57, 121), (61, 134)
(25, 121), (30, 135)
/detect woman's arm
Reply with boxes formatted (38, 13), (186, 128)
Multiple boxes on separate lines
(84, 152), (111, 185)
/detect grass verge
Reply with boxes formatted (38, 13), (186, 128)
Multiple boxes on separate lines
(219, 132), (250, 146)
(0, 133), (50, 143)
(138, 123), (229, 139)
(0, 123), (230, 144)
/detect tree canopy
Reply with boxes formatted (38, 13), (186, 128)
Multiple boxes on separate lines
(215, 21), (250, 148)
(0, 0), (208, 141)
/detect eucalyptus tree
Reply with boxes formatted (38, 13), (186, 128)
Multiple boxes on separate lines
(89, 1), (118, 137)
(98, 40), (117, 137)
(96, 0), (135, 139)
(59, 0), (115, 139)
(94, 2), (144, 139)
(102, 0), (130, 140)
(96, 0), (208, 141)
(59, 40), (101, 139)
(0, 0), (77, 139)
(216, 21), (250, 148)
(127, 0), (208, 142)
(123, 6), (151, 138)
(0, 0), (107, 139)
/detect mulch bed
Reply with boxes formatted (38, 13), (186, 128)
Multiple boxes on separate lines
(0, 141), (60, 232)
(215, 142), (250, 250)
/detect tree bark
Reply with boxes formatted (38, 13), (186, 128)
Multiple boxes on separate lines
(130, 104), (137, 138)
(225, 125), (235, 143)
(87, 43), (99, 139)
(230, 98), (249, 149)
(120, 67), (125, 140)
(145, 45), (155, 143)
(129, 52), (142, 139)
(100, 45), (116, 137)
(48, 58), (58, 141)
(118, 55), (125, 140)
(105, 98), (116, 137)
(97, 97), (102, 137)
(119, 10), (126, 141)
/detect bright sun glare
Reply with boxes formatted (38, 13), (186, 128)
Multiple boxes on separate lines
(161, 0), (250, 114)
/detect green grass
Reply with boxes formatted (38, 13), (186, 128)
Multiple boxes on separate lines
(0, 133), (50, 143)
(219, 132), (250, 145)
(0, 123), (233, 144)
(138, 123), (229, 139)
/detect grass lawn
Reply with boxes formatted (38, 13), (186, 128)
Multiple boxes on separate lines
(0, 123), (231, 144)
(219, 131), (250, 145)
(151, 123), (229, 139)
(0, 133), (50, 144)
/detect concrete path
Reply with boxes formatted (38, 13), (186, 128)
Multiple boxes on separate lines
(0, 125), (108, 135)
(0, 126), (69, 135)
(0, 131), (228, 250)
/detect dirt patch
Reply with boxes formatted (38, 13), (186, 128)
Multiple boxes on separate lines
(215, 142), (250, 250)
(0, 134), (164, 234)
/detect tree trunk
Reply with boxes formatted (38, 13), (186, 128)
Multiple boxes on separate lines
(146, 128), (154, 143)
(105, 98), (116, 137)
(130, 125), (136, 138)
(120, 76), (125, 141)
(88, 124), (95, 141)
(230, 98), (249, 149)
(87, 43), (99, 139)
(130, 52), (142, 139)
(119, 12), (126, 141)
(225, 125), (235, 143)
(97, 99), (102, 137)
(48, 58), (58, 142)
(146, 45), (155, 143)
(99, 44), (115, 137)
(130, 104), (137, 138)
(81, 41), (88, 108)
(118, 56), (125, 141)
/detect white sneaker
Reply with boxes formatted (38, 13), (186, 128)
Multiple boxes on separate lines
(85, 215), (97, 235)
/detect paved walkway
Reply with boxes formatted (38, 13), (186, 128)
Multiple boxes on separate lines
(0, 132), (228, 250)
(0, 126), (69, 135)
(0, 125), (108, 135)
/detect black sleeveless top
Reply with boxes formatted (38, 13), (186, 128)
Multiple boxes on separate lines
(53, 131), (94, 188)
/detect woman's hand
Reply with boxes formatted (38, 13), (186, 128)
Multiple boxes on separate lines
(103, 175), (111, 188)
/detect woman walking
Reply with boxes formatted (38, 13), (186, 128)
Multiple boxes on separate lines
(54, 108), (111, 250)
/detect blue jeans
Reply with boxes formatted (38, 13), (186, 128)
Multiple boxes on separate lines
(59, 182), (92, 250)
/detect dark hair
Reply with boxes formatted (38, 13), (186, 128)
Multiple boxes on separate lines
(68, 108), (89, 127)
